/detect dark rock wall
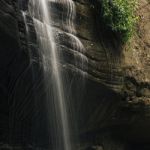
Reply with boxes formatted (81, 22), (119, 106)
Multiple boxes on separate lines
(0, 0), (50, 147)
(0, 0), (24, 143)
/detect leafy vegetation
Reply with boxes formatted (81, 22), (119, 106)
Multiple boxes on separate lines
(100, 0), (138, 43)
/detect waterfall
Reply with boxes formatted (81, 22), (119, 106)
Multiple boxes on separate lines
(21, 0), (87, 149)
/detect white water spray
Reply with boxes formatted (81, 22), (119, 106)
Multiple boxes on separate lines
(26, 0), (87, 149)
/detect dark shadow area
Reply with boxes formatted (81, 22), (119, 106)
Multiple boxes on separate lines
(129, 143), (150, 150)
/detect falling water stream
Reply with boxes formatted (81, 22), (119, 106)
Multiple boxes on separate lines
(30, 0), (72, 150)
(22, 0), (86, 149)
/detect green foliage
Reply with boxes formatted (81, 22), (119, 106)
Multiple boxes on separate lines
(100, 0), (138, 43)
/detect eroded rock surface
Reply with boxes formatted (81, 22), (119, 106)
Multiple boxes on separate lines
(0, 0), (149, 149)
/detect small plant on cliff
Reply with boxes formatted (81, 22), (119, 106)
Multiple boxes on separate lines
(100, 0), (138, 43)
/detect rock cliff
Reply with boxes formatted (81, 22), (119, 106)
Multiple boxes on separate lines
(0, 0), (149, 149)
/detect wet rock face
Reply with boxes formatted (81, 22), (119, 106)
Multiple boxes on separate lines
(26, 0), (123, 132)
(0, 0), (150, 149)
(0, 1), (18, 39)
(0, 0), (20, 143)
(0, 0), (120, 146)
(0, 0), (49, 146)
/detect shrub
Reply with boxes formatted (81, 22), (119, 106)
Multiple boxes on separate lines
(100, 0), (138, 43)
